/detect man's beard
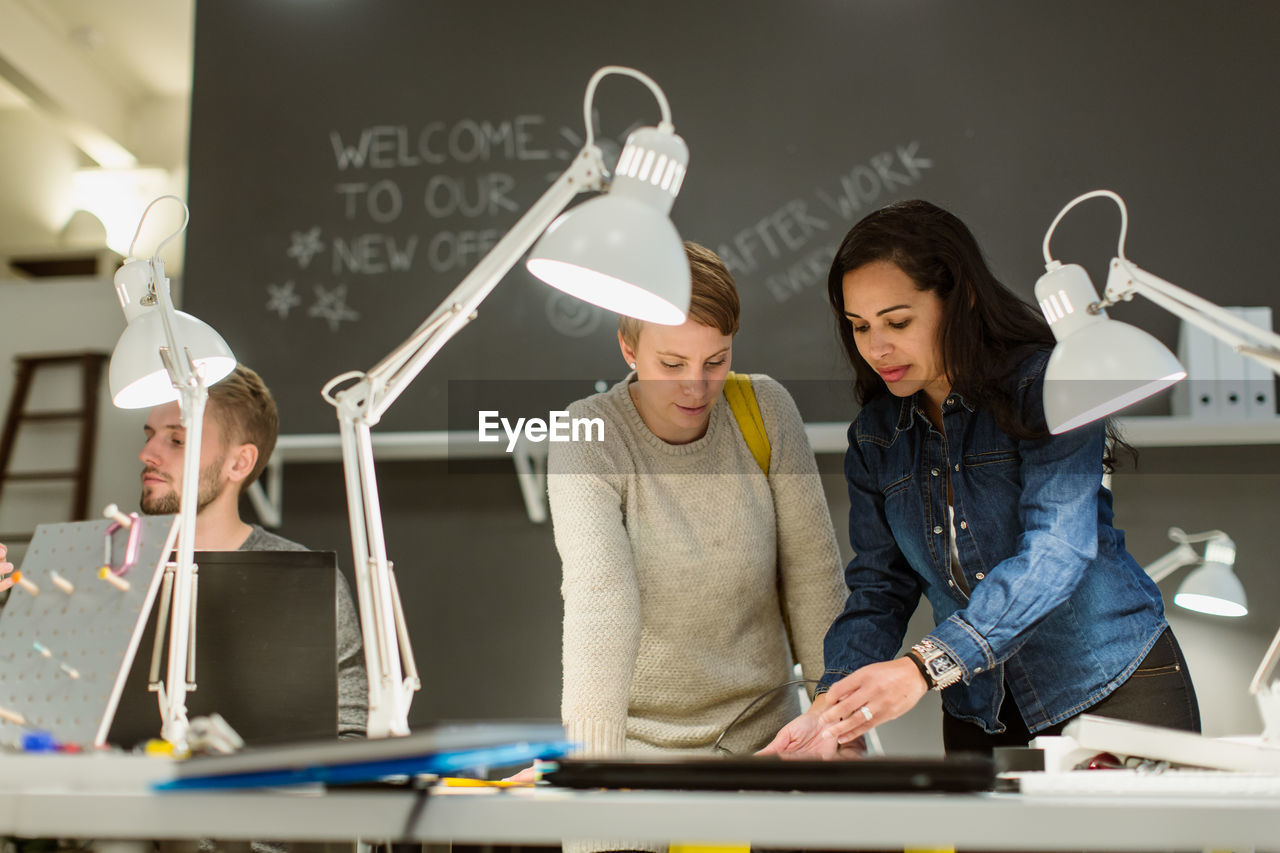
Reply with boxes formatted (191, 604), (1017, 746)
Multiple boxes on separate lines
(140, 455), (228, 516)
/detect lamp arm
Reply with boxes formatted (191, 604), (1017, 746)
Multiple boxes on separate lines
(1105, 259), (1280, 374)
(1249, 626), (1280, 696)
(1249, 626), (1280, 745)
(149, 250), (206, 750)
(337, 145), (608, 425)
(322, 144), (607, 737)
(1143, 540), (1199, 583)
(159, 380), (205, 747)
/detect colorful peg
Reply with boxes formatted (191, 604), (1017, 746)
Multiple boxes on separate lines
(58, 662), (81, 680)
(11, 571), (39, 596)
(98, 567), (130, 591)
(49, 570), (74, 595)
(32, 641), (52, 658)
(0, 707), (26, 727)
(103, 503), (134, 529)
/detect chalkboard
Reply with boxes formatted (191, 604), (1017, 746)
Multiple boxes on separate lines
(184, 0), (1280, 435)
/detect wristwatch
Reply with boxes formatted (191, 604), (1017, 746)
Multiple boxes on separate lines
(908, 638), (963, 691)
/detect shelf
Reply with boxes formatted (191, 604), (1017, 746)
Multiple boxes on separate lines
(249, 416), (1280, 527)
(1110, 416), (1280, 448)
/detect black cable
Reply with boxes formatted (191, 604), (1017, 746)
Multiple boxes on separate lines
(398, 777), (433, 843)
(711, 678), (822, 755)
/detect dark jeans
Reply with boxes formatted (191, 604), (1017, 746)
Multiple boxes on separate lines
(943, 627), (1201, 756)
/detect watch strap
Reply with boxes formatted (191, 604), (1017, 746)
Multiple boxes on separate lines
(904, 649), (933, 688)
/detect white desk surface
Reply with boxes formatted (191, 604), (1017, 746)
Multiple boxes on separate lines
(2, 754), (1280, 850)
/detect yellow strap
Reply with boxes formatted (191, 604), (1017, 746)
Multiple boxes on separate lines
(723, 372), (770, 476)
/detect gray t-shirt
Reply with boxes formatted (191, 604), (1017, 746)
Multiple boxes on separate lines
(239, 525), (368, 738)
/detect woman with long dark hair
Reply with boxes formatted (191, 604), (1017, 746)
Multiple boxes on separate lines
(762, 200), (1199, 756)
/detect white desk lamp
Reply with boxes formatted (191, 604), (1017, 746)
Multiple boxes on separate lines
(1034, 189), (1280, 434)
(1143, 527), (1248, 618)
(321, 66), (691, 738)
(108, 195), (236, 748)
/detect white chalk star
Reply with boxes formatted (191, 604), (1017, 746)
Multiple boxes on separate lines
(286, 227), (325, 269)
(265, 280), (302, 319)
(309, 283), (360, 332)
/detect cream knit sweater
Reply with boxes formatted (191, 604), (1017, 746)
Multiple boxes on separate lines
(548, 373), (845, 762)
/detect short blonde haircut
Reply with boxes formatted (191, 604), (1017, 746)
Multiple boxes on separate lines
(619, 241), (740, 348)
(206, 365), (278, 493)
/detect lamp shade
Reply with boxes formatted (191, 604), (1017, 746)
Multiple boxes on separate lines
(1174, 560), (1249, 618)
(1036, 263), (1185, 433)
(109, 307), (236, 408)
(527, 126), (690, 325)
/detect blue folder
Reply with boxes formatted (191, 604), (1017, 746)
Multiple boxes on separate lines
(156, 722), (570, 791)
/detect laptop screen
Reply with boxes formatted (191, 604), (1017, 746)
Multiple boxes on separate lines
(108, 549), (339, 748)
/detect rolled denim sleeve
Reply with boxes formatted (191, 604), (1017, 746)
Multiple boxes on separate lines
(926, 377), (1106, 682)
(820, 430), (922, 692)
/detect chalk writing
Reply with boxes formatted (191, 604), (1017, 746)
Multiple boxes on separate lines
(763, 245), (838, 303)
(286, 227), (326, 268)
(815, 142), (933, 222)
(308, 283), (360, 332)
(335, 181), (403, 223)
(329, 117), (550, 170)
(270, 116), (600, 326)
(719, 141), (934, 304)
(265, 281), (302, 318)
(717, 200), (830, 276)
(546, 290), (602, 338)
(332, 234), (419, 275)
(423, 173), (518, 218)
(426, 229), (501, 273)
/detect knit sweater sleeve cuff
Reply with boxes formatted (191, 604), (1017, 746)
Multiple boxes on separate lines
(565, 716), (628, 758)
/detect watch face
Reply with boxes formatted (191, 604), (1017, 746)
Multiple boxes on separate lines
(927, 654), (957, 677)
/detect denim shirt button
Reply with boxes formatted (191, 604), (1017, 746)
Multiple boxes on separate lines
(973, 666), (983, 674)
(953, 463), (959, 472)
(932, 525), (943, 535)
(930, 467), (940, 477)
(959, 520), (968, 530)
(975, 572), (985, 580)
(946, 397), (955, 406)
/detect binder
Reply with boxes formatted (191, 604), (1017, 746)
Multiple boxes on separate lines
(1214, 308), (1250, 420)
(1239, 307), (1276, 418)
(1171, 319), (1218, 418)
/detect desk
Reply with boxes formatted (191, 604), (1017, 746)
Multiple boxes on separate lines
(2, 755), (1279, 850)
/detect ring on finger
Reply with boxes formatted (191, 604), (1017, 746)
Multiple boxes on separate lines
(859, 705), (874, 723)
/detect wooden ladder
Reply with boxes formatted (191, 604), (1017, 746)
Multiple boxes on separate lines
(0, 351), (109, 543)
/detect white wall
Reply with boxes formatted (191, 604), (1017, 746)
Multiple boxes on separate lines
(0, 278), (143, 562)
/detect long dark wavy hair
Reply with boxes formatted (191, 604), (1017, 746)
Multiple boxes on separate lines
(826, 200), (1054, 441)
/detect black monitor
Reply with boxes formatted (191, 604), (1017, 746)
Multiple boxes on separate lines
(108, 549), (339, 748)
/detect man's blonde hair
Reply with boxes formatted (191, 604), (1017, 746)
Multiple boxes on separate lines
(206, 365), (278, 493)
(619, 241), (740, 348)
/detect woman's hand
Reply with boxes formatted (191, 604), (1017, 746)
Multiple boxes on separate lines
(757, 693), (855, 759)
(816, 658), (929, 745)
(0, 544), (13, 593)
(501, 764), (541, 784)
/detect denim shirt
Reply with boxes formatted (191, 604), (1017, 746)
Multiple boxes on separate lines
(820, 349), (1167, 733)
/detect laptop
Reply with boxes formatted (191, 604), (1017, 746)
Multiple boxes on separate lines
(107, 549), (339, 749)
(542, 754), (996, 793)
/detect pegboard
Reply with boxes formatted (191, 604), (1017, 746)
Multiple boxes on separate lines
(0, 514), (179, 747)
